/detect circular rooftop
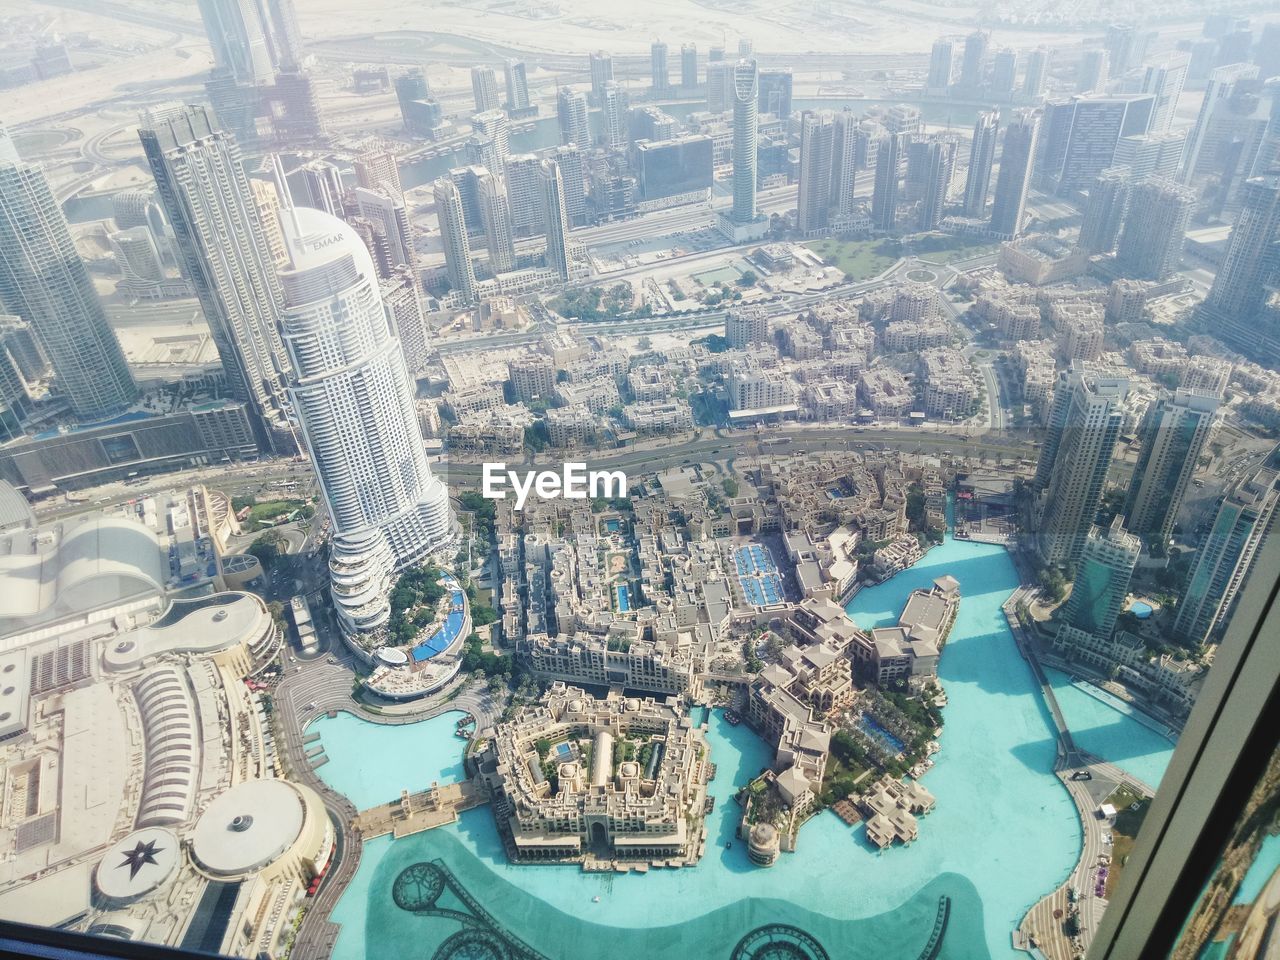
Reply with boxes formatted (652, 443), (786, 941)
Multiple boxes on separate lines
(191, 780), (306, 878)
(95, 827), (179, 902)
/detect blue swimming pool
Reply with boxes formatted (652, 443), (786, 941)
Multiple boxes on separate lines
(1129, 601), (1154, 619)
(411, 575), (467, 662)
(857, 714), (906, 755)
(616, 584), (631, 611)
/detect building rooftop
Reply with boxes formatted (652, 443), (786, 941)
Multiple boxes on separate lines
(191, 780), (307, 879)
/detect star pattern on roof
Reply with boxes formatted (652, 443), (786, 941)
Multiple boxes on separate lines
(118, 838), (164, 880)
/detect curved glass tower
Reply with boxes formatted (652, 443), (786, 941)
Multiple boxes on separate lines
(278, 206), (452, 640)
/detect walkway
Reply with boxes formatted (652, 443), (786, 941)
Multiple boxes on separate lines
(1002, 589), (1157, 959)
(275, 653), (500, 960)
(353, 780), (487, 840)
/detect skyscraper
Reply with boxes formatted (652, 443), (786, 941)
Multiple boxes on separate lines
(353, 186), (414, 269)
(1077, 167), (1132, 255)
(991, 49), (1018, 99)
(471, 66), (501, 114)
(917, 138), (957, 230)
(797, 112), (835, 234)
(1181, 64), (1259, 181)
(289, 158), (344, 216)
(195, 0), (275, 85)
(872, 132), (903, 231)
(1035, 364), (1129, 568)
(278, 206), (452, 638)
(1112, 131), (1186, 180)
(1124, 390), (1220, 549)
(959, 31), (988, 89)
(651, 41), (669, 93)
(600, 82), (628, 152)
(195, 0), (320, 144)
(1023, 48), (1050, 99)
(1114, 177), (1195, 280)
(552, 144), (587, 226)
(589, 51), (613, 104)
(1104, 23), (1140, 78)
(706, 60), (731, 114)
(434, 178), (477, 303)
(1056, 518), (1142, 640)
(138, 105), (290, 448)
(927, 39), (954, 92)
(730, 59), (759, 225)
(1076, 49), (1109, 94)
(557, 87), (590, 152)
(504, 59), (530, 113)
(1201, 172), (1280, 349)
(1038, 93), (1156, 193)
(681, 43), (697, 89)
(539, 159), (572, 280)
(1141, 53), (1190, 135)
(1172, 467), (1279, 646)
(354, 146), (403, 197)
(0, 130), (135, 420)
(989, 109), (1039, 238)
(471, 109), (510, 165)
(758, 69), (793, 119)
(963, 110), (1000, 218)
(476, 170), (515, 275)
(828, 109), (861, 221)
(503, 153), (545, 235)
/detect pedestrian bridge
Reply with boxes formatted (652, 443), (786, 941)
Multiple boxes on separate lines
(352, 779), (487, 840)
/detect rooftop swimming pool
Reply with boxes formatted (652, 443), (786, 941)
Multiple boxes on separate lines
(311, 532), (1175, 960)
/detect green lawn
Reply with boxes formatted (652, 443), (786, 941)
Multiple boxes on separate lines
(246, 499), (308, 527)
(803, 238), (901, 280)
(911, 233), (1002, 263)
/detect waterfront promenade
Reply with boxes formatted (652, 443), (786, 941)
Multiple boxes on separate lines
(1002, 589), (1159, 960)
(274, 653), (497, 960)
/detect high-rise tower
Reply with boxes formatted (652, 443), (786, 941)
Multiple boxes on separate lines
(434, 178), (477, 303)
(872, 132), (903, 231)
(0, 130), (136, 420)
(797, 112), (835, 234)
(477, 170), (515, 275)
(540, 159), (572, 280)
(138, 105), (291, 449)
(278, 206), (453, 639)
(963, 110), (1000, 218)
(1035, 364), (1130, 568)
(651, 41), (669, 93)
(557, 87), (590, 152)
(471, 66), (501, 114)
(1078, 167), (1132, 255)
(988, 109), (1039, 238)
(1124, 390), (1220, 548)
(1172, 467), (1279, 647)
(1057, 518), (1142, 639)
(1202, 173), (1280, 353)
(730, 59), (759, 224)
(1114, 177), (1195, 280)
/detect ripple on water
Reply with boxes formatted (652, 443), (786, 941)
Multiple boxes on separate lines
(311, 534), (1174, 960)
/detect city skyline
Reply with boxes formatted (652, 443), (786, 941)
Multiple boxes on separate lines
(1, 3), (1279, 960)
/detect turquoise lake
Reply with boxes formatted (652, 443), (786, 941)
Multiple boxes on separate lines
(310, 532), (1175, 960)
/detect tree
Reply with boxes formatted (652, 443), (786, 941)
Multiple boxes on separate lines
(722, 477), (740, 498)
(1038, 568), (1067, 603)
(738, 270), (757, 287)
(248, 531), (285, 567)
